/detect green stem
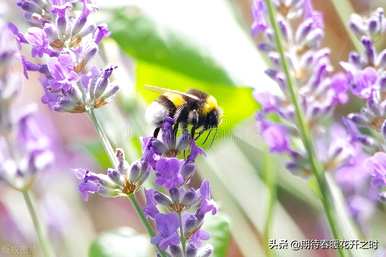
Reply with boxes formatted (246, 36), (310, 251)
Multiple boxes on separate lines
(178, 212), (186, 256)
(128, 194), (167, 257)
(263, 1), (347, 257)
(262, 150), (277, 257)
(22, 190), (55, 257)
(86, 108), (167, 257)
(87, 108), (118, 167)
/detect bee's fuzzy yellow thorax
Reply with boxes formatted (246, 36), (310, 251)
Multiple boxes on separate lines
(165, 93), (186, 107)
(203, 95), (218, 114)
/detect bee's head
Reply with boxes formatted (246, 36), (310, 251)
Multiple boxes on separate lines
(203, 95), (223, 129)
(206, 107), (223, 129)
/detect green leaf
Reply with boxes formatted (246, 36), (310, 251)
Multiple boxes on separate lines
(203, 214), (231, 257)
(88, 227), (152, 257)
(82, 141), (112, 169)
(109, 10), (234, 85)
(135, 61), (259, 136)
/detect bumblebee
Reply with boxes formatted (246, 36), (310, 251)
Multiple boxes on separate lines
(145, 86), (223, 141)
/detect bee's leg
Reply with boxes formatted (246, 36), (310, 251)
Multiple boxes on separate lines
(202, 129), (213, 145)
(194, 129), (205, 140)
(209, 127), (218, 148)
(153, 127), (161, 138)
(190, 110), (200, 139)
(173, 121), (179, 138)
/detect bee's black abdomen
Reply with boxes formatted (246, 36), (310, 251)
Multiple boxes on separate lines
(157, 95), (177, 116)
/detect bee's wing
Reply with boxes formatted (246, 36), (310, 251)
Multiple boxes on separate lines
(145, 85), (200, 101)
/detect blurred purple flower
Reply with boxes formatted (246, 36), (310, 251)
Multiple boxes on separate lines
(251, 0), (268, 35)
(342, 8), (386, 159)
(366, 152), (386, 200)
(251, 0), (353, 176)
(259, 119), (291, 153)
(12, 0), (119, 113)
(0, 107), (54, 189)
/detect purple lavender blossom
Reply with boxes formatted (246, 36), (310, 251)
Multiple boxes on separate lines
(0, 107), (54, 190)
(0, 23), (21, 133)
(342, 9), (386, 155)
(143, 119), (216, 257)
(366, 152), (386, 201)
(252, 0), (350, 176)
(75, 148), (151, 200)
(13, 0), (118, 113)
(151, 213), (180, 250)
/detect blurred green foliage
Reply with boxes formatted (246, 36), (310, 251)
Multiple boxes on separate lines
(203, 214), (231, 257)
(109, 10), (234, 85)
(88, 227), (152, 257)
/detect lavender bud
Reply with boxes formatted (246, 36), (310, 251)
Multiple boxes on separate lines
(368, 96), (381, 116)
(377, 50), (386, 68)
(361, 37), (375, 65)
(348, 113), (368, 125)
(296, 18), (313, 43)
(184, 215), (197, 232)
(17, 0), (41, 13)
(349, 14), (366, 36)
(305, 28), (323, 48)
(380, 76), (386, 89)
(129, 162), (141, 182)
(154, 192), (172, 206)
(169, 188), (180, 203)
(258, 42), (273, 52)
(94, 24), (110, 44)
(197, 247), (213, 257)
(381, 120), (386, 138)
(107, 168), (121, 184)
(79, 24), (96, 37)
(170, 245), (183, 257)
(94, 65), (115, 98)
(176, 131), (190, 152)
(186, 245), (197, 257)
(181, 162), (195, 180)
(368, 18), (380, 34)
(278, 19), (290, 42)
(83, 43), (98, 65)
(182, 191), (196, 206)
(136, 168), (150, 185)
(348, 52), (362, 66)
(379, 192), (386, 201)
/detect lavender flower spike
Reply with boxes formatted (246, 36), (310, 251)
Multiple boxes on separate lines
(342, 8), (386, 156)
(252, 0), (351, 176)
(75, 148), (151, 201)
(13, 0), (119, 113)
(366, 152), (386, 201)
(0, 23), (21, 133)
(143, 118), (216, 257)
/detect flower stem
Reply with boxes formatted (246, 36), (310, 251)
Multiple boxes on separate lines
(86, 108), (167, 257)
(87, 108), (118, 167)
(178, 212), (187, 256)
(262, 149), (277, 257)
(128, 194), (167, 257)
(22, 190), (55, 257)
(263, 1), (347, 257)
